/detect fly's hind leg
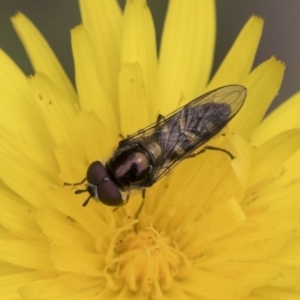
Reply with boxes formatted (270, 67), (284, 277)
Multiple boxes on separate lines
(186, 145), (235, 160)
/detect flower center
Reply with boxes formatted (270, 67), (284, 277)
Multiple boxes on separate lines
(103, 224), (192, 297)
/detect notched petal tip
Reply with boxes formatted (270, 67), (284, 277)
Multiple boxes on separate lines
(231, 56), (285, 139)
(10, 11), (25, 22)
(209, 15), (264, 89)
(121, 0), (158, 117)
(269, 55), (286, 69)
(11, 12), (77, 103)
(71, 25), (118, 134)
(251, 14), (264, 22)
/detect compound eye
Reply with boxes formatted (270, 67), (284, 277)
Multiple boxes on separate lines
(86, 161), (123, 206)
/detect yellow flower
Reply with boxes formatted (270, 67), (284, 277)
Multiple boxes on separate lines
(0, 0), (299, 299)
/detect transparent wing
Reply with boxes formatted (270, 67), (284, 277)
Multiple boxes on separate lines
(121, 85), (247, 184)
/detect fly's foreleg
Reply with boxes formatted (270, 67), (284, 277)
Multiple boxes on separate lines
(113, 191), (130, 212)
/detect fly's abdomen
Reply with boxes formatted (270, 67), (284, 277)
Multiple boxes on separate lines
(184, 103), (231, 135)
(158, 102), (232, 162)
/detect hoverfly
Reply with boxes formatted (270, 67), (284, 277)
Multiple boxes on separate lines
(67, 85), (246, 208)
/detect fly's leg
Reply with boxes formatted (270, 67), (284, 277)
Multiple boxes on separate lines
(156, 114), (166, 124)
(186, 146), (234, 159)
(133, 189), (146, 233)
(124, 113), (166, 140)
(135, 189), (146, 219)
(111, 190), (144, 233)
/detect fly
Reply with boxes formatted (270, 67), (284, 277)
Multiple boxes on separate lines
(66, 85), (246, 208)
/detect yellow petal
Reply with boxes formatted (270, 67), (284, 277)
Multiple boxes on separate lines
(269, 267), (300, 288)
(0, 190), (43, 240)
(270, 237), (300, 268)
(254, 286), (300, 300)
(0, 271), (41, 300)
(227, 133), (252, 190)
(118, 63), (150, 135)
(0, 239), (54, 271)
(11, 13), (77, 103)
(36, 206), (94, 249)
(209, 230), (292, 262)
(279, 148), (300, 186)
(0, 261), (27, 276)
(51, 246), (104, 276)
(0, 155), (54, 207)
(19, 274), (103, 300)
(71, 25), (118, 135)
(206, 197), (247, 241)
(207, 262), (280, 289)
(29, 73), (79, 146)
(53, 112), (116, 184)
(247, 181), (300, 233)
(75, 112), (116, 162)
(209, 16), (264, 89)
(162, 285), (191, 300)
(248, 129), (300, 188)
(0, 50), (52, 149)
(159, 0), (216, 113)
(252, 91), (300, 146)
(230, 57), (285, 139)
(53, 143), (86, 184)
(121, 0), (158, 118)
(79, 0), (122, 106)
(48, 188), (109, 239)
(163, 132), (237, 206)
(0, 131), (58, 207)
(173, 197), (247, 257)
(0, 128), (55, 174)
(180, 269), (250, 299)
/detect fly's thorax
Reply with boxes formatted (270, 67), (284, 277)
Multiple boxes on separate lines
(139, 141), (162, 162)
(106, 143), (153, 190)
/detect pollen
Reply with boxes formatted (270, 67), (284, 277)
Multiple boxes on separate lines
(103, 225), (191, 297)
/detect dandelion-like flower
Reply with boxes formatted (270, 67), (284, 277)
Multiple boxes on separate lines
(1, 0), (300, 299)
